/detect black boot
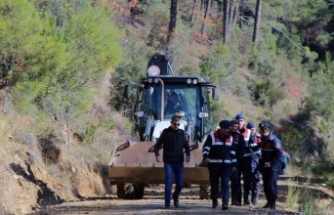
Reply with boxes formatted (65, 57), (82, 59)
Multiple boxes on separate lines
(244, 196), (250, 205)
(212, 198), (218, 209)
(231, 198), (241, 206)
(172, 193), (179, 208)
(222, 198), (229, 210)
(244, 191), (250, 205)
(269, 201), (276, 210)
(251, 194), (258, 206)
(262, 202), (271, 208)
(237, 193), (242, 206)
(262, 201), (276, 210)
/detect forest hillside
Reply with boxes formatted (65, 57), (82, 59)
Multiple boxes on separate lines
(0, 0), (334, 214)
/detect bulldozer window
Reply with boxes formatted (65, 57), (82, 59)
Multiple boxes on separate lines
(164, 87), (198, 122)
(140, 86), (161, 120)
(165, 92), (183, 115)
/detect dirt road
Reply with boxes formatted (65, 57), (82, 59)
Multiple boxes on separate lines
(42, 184), (300, 215)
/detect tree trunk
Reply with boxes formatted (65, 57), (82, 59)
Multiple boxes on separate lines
(217, 0), (223, 13)
(216, 0), (223, 21)
(201, 0), (212, 36)
(223, 0), (230, 43)
(167, 0), (178, 44)
(253, 0), (262, 42)
(190, 0), (198, 23)
(229, 0), (238, 26)
(200, 0), (205, 11)
(228, 0), (234, 35)
(167, 0), (178, 62)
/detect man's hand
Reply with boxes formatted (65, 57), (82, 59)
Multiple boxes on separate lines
(156, 155), (160, 162)
(186, 156), (191, 162)
(264, 162), (271, 168)
(203, 157), (210, 164)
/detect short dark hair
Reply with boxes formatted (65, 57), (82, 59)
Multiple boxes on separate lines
(171, 115), (181, 122)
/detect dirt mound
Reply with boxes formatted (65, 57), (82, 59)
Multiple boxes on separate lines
(0, 142), (115, 215)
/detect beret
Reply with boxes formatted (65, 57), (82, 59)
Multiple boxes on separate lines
(219, 120), (231, 129)
(230, 119), (239, 125)
(259, 122), (271, 130)
(247, 121), (256, 129)
(235, 113), (245, 120)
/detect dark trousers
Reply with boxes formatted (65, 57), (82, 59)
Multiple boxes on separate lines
(251, 172), (262, 198)
(240, 157), (252, 202)
(209, 165), (232, 199)
(164, 162), (184, 207)
(262, 169), (280, 204)
(231, 166), (241, 203)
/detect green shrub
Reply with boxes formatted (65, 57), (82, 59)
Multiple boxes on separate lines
(315, 119), (328, 133)
(324, 172), (334, 188)
(304, 52), (334, 121)
(104, 119), (115, 131)
(83, 124), (96, 145)
(249, 79), (270, 105)
(200, 44), (230, 84)
(279, 121), (306, 153)
(110, 32), (149, 111)
(267, 87), (286, 106)
(210, 100), (226, 129)
(247, 25), (279, 76)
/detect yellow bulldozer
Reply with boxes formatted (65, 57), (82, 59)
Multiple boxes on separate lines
(109, 53), (219, 199)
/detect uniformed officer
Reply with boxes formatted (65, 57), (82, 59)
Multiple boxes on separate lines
(258, 122), (283, 210)
(202, 120), (238, 210)
(246, 121), (262, 205)
(234, 113), (254, 205)
(229, 118), (244, 206)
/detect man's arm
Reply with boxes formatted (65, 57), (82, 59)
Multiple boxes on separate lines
(154, 129), (165, 161)
(202, 134), (212, 163)
(183, 132), (191, 162)
(231, 136), (239, 169)
(271, 137), (283, 170)
(237, 134), (245, 161)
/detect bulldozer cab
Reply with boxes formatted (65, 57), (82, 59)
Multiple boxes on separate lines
(132, 80), (214, 144)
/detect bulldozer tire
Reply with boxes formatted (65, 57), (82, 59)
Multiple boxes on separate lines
(116, 183), (145, 199)
(199, 184), (210, 199)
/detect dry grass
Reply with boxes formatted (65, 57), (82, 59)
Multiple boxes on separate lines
(0, 91), (124, 214)
(286, 185), (301, 210)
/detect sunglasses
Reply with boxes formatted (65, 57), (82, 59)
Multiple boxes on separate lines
(173, 123), (180, 126)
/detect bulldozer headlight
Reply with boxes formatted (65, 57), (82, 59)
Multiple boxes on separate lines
(154, 78), (159, 83)
(147, 65), (160, 76)
(186, 78), (198, 84)
(198, 112), (208, 118)
(148, 78), (153, 83)
(135, 111), (144, 118)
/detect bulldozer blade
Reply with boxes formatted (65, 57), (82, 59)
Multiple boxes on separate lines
(109, 141), (209, 184)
